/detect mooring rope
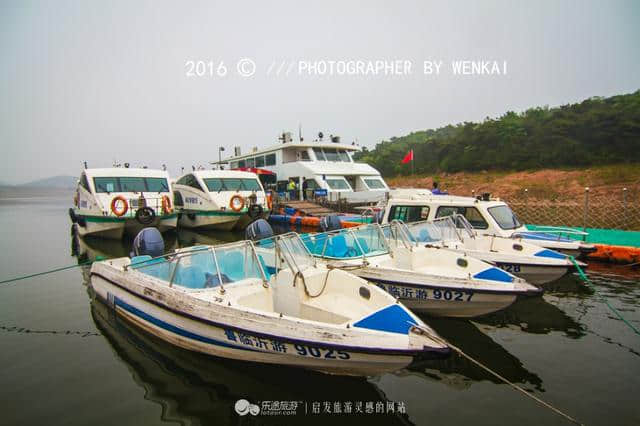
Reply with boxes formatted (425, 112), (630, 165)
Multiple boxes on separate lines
(419, 326), (583, 425)
(569, 256), (640, 336)
(0, 257), (105, 286)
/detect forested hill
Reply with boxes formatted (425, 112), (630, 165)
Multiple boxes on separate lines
(354, 90), (640, 177)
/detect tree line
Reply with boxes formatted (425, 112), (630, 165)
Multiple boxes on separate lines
(353, 90), (640, 176)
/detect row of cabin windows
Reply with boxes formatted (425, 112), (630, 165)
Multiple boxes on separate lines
(230, 153), (277, 169)
(388, 205), (489, 229)
(176, 174), (262, 193)
(91, 177), (170, 193)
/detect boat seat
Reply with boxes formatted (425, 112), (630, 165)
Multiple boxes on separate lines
(173, 265), (206, 289)
(326, 234), (349, 258)
(418, 229), (435, 242)
(203, 272), (232, 288)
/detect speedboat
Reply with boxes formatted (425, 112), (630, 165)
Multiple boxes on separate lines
(173, 170), (271, 231)
(401, 215), (584, 285)
(69, 167), (177, 239)
(296, 223), (541, 318)
(89, 233), (449, 376)
(379, 191), (596, 258)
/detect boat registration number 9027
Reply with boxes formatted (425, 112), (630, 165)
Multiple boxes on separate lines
(376, 283), (473, 302)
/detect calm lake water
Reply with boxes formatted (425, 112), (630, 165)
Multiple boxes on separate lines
(1, 191), (639, 426)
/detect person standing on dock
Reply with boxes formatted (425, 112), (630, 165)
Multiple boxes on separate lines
(287, 179), (296, 200)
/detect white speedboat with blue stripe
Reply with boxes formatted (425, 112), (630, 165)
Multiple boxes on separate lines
(401, 215), (584, 285)
(89, 233), (449, 376)
(297, 223), (541, 318)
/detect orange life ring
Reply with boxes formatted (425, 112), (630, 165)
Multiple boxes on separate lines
(266, 193), (273, 210)
(110, 196), (129, 217)
(161, 195), (173, 214)
(229, 195), (245, 212)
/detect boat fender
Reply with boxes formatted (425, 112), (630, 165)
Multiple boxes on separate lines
(230, 195), (245, 212)
(111, 196), (129, 217)
(248, 204), (263, 219)
(245, 218), (274, 241)
(130, 227), (164, 258)
(68, 208), (78, 223)
(161, 195), (173, 214)
(320, 214), (342, 232)
(135, 207), (156, 225)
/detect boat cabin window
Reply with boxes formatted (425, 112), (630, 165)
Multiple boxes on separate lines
(237, 160), (246, 168)
(204, 178), (262, 192)
(265, 153), (276, 166)
(389, 205), (430, 223)
(323, 148), (339, 162)
(338, 150), (351, 162)
(313, 147), (326, 161)
(255, 156), (265, 167)
(298, 150), (311, 161)
(245, 158), (254, 168)
(93, 177), (170, 193)
(488, 205), (522, 230)
(325, 178), (351, 190)
(177, 174), (205, 192)
(364, 178), (386, 189)
(436, 206), (488, 229)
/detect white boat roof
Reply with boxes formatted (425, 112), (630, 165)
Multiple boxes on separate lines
(388, 190), (507, 207)
(301, 161), (381, 176)
(177, 170), (261, 180)
(217, 141), (362, 163)
(83, 168), (170, 179)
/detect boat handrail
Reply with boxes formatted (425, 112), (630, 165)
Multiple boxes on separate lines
(519, 226), (589, 236)
(386, 220), (415, 250)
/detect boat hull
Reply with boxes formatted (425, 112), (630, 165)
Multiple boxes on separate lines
(359, 275), (520, 318)
(178, 211), (240, 231)
(75, 214), (177, 239)
(90, 274), (429, 376)
(494, 262), (570, 285)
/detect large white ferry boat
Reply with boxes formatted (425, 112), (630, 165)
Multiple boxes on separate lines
(215, 132), (388, 203)
(69, 167), (177, 239)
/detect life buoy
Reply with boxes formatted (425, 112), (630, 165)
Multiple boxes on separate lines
(266, 193), (273, 210)
(161, 195), (173, 214)
(229, 195), (245, 212)
(111, 196), (129, 217)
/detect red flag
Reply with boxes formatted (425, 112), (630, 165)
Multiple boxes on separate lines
(401, 150), (413, 164)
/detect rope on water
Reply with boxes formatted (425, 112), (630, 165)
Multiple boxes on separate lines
(420, 326), (583, 425)
(569, 256), (640, 336)
(0, 256), (106, 286)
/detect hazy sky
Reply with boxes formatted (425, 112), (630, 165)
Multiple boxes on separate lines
(1, 0), (638, 183)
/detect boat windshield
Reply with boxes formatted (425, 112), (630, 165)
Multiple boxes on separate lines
(253, 233), (316, 274)
(93, 177), (169, 193)
(404, 217), (463, 243)
(325, 178), (351, 190)
(129, 242), (267, 290)
(204, 178), (262, 192)
(488, 205), (522, 230)
(301, 225), (389, 259)
(364, 178), (386, 189)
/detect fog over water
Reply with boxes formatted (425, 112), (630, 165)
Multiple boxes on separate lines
(1, 0), (639, 183)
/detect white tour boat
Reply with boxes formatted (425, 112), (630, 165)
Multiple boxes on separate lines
(173, 170), (270, 231)
(216, 132), (389, 203)
(379, 190), (596, 258)
(295, 223), (541, 318)
(398, 215), (584, 285)
(69, 167), (177, 239)
(89, 233), (450, 376)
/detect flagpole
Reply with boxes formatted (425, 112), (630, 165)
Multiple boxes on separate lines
(411, 149), (414, 176)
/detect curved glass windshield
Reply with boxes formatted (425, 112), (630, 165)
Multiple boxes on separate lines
(93, 177), (169, 193)
(488, 205), (522, 230)
(204, 178), (262, 192)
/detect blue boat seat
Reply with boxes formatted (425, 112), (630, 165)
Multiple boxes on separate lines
(326, 234), (349, 258)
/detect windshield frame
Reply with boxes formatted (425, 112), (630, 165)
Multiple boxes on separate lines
(488, 205), (522, 230)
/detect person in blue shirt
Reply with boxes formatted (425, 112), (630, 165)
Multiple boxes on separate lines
(431, 181), (448, 195)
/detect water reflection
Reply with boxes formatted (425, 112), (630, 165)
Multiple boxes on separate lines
(403, 317), (544, 391)
(89, 290), (414, 426)
(474, 295), (586, 338)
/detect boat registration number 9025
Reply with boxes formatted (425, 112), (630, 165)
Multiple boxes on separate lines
(294, 345), (350, 360)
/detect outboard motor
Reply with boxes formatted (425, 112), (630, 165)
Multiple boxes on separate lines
(245, 219), (274, 241)
(130, 227), (164, 258)
(320, 214), (342, 232)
